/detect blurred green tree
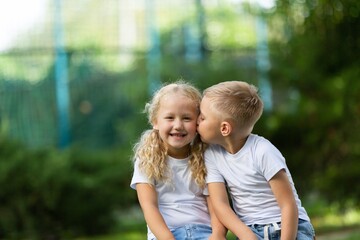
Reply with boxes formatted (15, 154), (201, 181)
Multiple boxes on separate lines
(266, 0), (360, 205)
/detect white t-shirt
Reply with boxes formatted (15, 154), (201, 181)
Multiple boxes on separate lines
(205, 134), (310, 225)
(130, 156), (211, 239)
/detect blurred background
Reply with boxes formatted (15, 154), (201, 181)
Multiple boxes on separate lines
(0, 0), (359, 239)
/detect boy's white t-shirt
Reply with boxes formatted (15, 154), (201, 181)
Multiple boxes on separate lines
(205, 133), (310, 225)
(130, 156), (211, 239)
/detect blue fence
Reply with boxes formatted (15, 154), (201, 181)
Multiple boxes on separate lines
(0, 0), (271, 149)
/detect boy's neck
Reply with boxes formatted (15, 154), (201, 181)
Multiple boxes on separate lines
(222, 134), (249, 154)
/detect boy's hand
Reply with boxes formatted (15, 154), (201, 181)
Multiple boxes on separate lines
(208, 233), (227, 240)
(238, 231), (258, 240)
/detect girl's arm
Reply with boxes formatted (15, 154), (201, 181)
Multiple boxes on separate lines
(269, 169), (298, 240)
(208, 182), (257, 240)
(136, 183), (175, 240)
(206, 195), (227, 240)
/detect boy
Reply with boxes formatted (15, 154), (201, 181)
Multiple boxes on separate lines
(197, 81), (315, 240)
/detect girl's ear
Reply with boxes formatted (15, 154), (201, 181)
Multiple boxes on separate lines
(152, 121), (158, 130)
(220, 121), (232, 136)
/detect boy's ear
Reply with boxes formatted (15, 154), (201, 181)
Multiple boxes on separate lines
(220, 121), (232, 136)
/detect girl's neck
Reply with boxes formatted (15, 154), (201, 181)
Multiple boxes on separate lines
(167, 146), (191, 159)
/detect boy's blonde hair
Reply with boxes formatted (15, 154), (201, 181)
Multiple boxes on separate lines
(133, 80), (207, 188)
(203, 81), (263, 134)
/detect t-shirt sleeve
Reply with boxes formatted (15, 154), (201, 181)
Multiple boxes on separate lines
(255, 139), (287, 181)
(202, 185), (209, 196)
(204, 147), (225, 184)
(130, 159), (153, 190)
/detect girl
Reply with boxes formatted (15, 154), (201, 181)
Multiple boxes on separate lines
(130, 81), (226, 240)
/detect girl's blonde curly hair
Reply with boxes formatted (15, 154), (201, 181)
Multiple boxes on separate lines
(132, 80), (207, 188)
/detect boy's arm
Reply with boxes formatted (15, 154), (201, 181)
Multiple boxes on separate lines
(208, 182), (257, 240)
(136, 183), (175, 240)
(269, 169), (298, 240)
(206, 195), (227, 240)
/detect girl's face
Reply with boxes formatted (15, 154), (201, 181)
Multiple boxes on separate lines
(153, 93), (198, 159)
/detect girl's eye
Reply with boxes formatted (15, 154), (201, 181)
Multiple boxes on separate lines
(165, 116), (174, 120)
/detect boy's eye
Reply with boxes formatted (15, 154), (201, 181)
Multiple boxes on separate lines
(165, 116), (174, 120)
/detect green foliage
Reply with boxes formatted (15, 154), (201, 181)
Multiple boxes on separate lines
(266, 0), (360, 205)
(68, 56), (142, 149)
(0, 135), (136, 239)
(0, 51), (150, 149)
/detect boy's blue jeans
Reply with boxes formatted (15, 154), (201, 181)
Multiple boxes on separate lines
(248, 219), (315, 240)
(171, 224), (212, 240)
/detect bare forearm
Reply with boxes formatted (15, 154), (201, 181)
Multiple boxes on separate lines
(208, 183), (256, 240)
(209, 216), (227, 240)
(215, 204), (256, 240)
(210, 221), (228, 239)
(280, 204), (298, 240)
(136, 184), (174, 240)
(142, 206), (174, 240)
(207, 197), (227, 239)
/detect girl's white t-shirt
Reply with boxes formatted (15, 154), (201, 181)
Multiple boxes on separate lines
(205, 134), (310, 225)
(130, 156), (211, 239)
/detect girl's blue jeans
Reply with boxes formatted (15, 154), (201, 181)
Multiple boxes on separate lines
(248, 219), (315, 240)
(171, 224), (212, 240)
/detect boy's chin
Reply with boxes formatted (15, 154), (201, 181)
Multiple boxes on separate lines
(199, 136), (210, 143)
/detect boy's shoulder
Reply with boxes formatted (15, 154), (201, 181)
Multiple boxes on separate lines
(249, 133), (267, 144)
(249, 134), (275, 150)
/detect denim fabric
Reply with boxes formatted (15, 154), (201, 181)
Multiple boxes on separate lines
(247, 219), (315, 240)
(296, 219), (316, 240)
(162, 224), (212, 240)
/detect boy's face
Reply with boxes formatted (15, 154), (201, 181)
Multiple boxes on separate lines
(197, 96), (222, 144)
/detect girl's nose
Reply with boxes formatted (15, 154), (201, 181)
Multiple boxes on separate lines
(174, 119), (183, 129)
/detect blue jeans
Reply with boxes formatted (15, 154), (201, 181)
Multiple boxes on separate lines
(171, 224), (212, 240)
(248, 219), (315, 240)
